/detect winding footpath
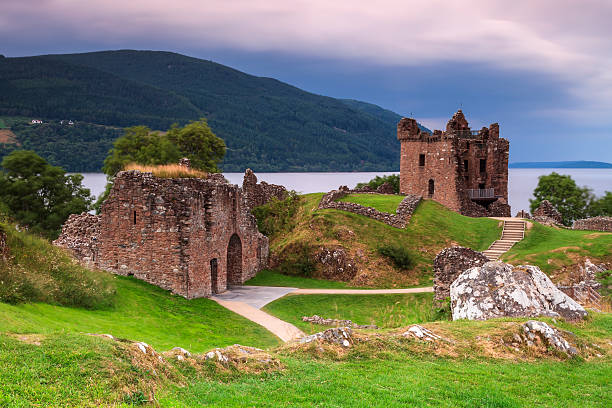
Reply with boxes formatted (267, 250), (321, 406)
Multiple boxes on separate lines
(211, 285), (433, 342)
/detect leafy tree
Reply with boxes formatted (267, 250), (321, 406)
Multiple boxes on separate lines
(587, 191), (612, 217)
(356, 174), (400, 193)
(529, 172), (593, 226)
(0, 150), (92, 238)
(167, 119), (226, 173)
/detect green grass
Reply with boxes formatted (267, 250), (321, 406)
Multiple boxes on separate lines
(263, 293), (434, 333)
(0, 276), (280, 353)
(338, 193), (407, 213)
(263, 194), (502, 288)
(503, 222), (612, 273)
(158, 356), (612, 407)
(245, 269), (350, 289)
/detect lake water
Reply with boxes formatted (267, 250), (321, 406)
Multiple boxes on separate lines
(79, 169), (611, 215)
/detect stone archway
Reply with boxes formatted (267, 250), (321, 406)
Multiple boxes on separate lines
(227, 234), (243, 286)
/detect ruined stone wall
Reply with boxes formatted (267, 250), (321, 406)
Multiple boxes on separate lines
(0, 226), (8, 260)
(397, 111), (510, 218)
(318, 187), (421, 228)
(433, 247), (489, 303)
(53, 213), (100, 267)
(573, 216), (612, 232)
(56, 170), (269, 299)
(242, 169), (288, 209)
(532, 200), (562, 225)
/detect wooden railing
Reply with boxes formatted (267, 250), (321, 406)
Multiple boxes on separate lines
(467, 188), (495, 199)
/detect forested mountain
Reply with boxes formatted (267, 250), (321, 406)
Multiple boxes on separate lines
(0, 51), (418, 172)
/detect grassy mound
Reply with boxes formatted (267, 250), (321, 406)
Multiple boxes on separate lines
(503, 223), (612, 275)
(258, 194), (502, 287)
(0, 222), (115, 309)
(0, 275), (280, 353)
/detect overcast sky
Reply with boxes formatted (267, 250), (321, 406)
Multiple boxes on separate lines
(2, 0), (612, 162)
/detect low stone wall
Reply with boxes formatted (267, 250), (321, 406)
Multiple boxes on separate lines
(53, 213), (101, 267)
(433, 246), (489, 303)
(573, 216), (612, 232)
(318, 187), (421, 229)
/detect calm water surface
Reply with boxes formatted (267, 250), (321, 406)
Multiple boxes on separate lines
(80, 169), (611, 215)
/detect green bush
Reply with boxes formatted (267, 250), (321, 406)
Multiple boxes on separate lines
(377, 244), (415, 269)
(356, 174), (400, 193)
(252, 191), (301, 237)
(276, 242), (317, 277)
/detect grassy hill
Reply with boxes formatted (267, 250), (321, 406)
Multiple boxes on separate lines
(0, 50), (420, 172)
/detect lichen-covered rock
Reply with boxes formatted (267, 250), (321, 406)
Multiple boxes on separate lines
(533, 200), (563, 225)
(315, 246), (358, 281)
(520, 320), (577, 356)
(450, 261), (587, 321)
(402, 325), (447, 342)
(203, 344), (279, 370)
(302, 315), (378, 329)
(300, 327), (353, 347)
(433, 247), (489, 302)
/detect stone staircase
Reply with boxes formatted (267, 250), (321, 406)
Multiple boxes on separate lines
(483, 219), (526, 261)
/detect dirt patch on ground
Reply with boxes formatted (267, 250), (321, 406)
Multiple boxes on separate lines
(0, 129), (19, 145)
(7, 333), (45, 346)
(584, 232), (612, 239)
(550, 246), (581, 253)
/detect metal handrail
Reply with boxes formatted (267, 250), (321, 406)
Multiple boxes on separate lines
(467, 188), (495, 199)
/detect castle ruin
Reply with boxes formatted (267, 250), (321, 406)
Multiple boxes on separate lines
(55, 168), (286, 298)
(397, 110), (510, 217)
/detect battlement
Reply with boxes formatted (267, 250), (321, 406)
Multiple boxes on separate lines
(398, 110), (500, 143)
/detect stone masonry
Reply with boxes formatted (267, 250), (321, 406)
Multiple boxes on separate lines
(0, 226), (8, 260)
(55, 169), (273, 299)
(532, 200), (563, 225)
(573, 216), (612, 232)
(433, 246), (489, 303)
(318, 186), (422, 228)
(242, 168), (288, 209)
(398, 110), (510, 217)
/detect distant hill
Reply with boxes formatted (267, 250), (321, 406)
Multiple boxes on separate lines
(509, 161), (612, 169)
(0, 50), (420, 172)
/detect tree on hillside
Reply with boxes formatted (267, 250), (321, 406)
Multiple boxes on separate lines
(587, 191), (612, 217)
(529, 172), (593, 226)
(0, 150), (92, 239)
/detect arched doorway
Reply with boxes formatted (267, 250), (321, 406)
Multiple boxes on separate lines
(428, 179), (435, 198)
(227, 234), (243, 286)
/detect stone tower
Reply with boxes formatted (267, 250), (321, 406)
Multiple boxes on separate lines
(397, 110), (510, 217)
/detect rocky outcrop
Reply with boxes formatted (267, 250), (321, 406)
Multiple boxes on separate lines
(402, 325), (448, 342)
(302, 315), (378, 329)
(53, 213), (101, 267)
(533, 200), (563, 225)
(314, 246), (358, 281)
(300, 327), (353, 347)
(318, 186), (421, 229)
(450, 261), (587, 321)
(573, 216), (612, 232)
(433, 247), (489, 303)
(557, 259), (605, 305)
(518, 320), (577, 356)
(242, 168), (288, 209)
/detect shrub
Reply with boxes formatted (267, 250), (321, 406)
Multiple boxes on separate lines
(276, 242), (317, 277)
(377, 244), (415, 270)
(252, 192), (301, 237)
(355, 174), (400, 193)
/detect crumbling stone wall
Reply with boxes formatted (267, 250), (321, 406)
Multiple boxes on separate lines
(573, 216), (612, 232)
(242, 169), (288, 209)
(398, 110), (510, 217)
(433, 246), (489, 303)
(55, 169), (270, 299)
(53, 213), (100, 267)
(0, 226), (8, 260)
(532, 200), (562, 225)
(318, 186), (421, 228)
